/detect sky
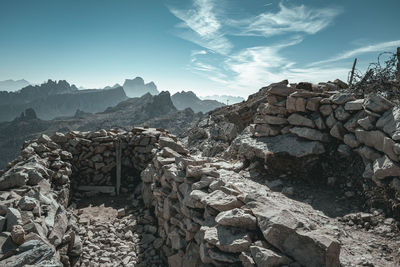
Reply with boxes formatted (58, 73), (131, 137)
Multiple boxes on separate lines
(0, 0), (399, 97)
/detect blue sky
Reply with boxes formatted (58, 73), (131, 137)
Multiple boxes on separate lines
(0, 0), (399, 97)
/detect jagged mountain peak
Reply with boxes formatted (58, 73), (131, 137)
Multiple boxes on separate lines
(122, 76), (159, 98)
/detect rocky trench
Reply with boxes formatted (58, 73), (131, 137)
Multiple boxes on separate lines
(1, 82), (400, 266)
(0, 127), (188, 266)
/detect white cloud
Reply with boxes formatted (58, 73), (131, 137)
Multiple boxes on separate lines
(309, 40), (400, 66)
(166, 1), (349, 96)
(169, 0), (233, 54)
(229, 3), (342, 37)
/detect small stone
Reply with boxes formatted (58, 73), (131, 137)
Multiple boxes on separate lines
(11, 225), (25, 245)
(117, 209), (125, 218)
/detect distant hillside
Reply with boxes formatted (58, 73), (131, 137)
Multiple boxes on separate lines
(171, 91), (225, 113)
(0, 92), (203, 169)
(0, 79), (30, 91)
(200, 94), (245, 105)
(122, 77), (159, 97)
(0, 80), (127, 122)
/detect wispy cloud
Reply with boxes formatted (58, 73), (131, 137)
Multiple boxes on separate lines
(169, 0), (232, 54)
(166, 1), (367, 96)
(230, 3), (342, 37)
(309, 40), (400, 66)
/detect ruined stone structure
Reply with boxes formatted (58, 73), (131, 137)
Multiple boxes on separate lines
(1, 81), (400, 266)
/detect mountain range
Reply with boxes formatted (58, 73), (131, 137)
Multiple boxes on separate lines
(0, 80), (127, 122)
(0, 77), (228, 122)
(0, 79), (30, 91)
(0, 92), (202, 168)
(171, 91), (225, 113)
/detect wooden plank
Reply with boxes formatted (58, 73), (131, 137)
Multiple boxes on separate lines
(115, 138), (122, 195)
(77, 186), (115, 194)
(397, 47), (400, 82)
(349, 58), (357, 86)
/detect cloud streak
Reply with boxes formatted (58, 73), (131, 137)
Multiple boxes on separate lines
(230, 3), (342, 37)
(168, 1), (394, 96)
(169, 0), (232, 54)
(309, 40), (400, 66)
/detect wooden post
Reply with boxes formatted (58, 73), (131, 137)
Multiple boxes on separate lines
(115, 138), (121, 195)
(397, 47), (400, 82)
(349, 58), (357, 86)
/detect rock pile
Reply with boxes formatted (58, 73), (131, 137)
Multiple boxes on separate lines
(0, 132), (78, 266)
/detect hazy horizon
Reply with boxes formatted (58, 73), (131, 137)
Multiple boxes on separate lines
(1, 0), (399, 97)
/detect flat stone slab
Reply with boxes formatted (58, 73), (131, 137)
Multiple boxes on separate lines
(233, 132), (325, 161)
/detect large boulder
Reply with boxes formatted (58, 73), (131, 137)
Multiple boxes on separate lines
(250, 202), (341, 267)
(0, 239), (59, 267)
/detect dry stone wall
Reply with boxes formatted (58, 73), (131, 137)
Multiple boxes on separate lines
(0, 126), (188, 266)
(229, 82), (400, 200)
(141, 151), (345, 266)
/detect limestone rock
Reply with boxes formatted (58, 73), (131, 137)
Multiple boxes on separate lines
(319, 104), (333, 116)
(376, 106), (400, 140)
(240, 251), (256, 267)
(364, 94), (393, 113)
(201, 190), (243, 211)
(215, 208), (257, 230)
(306, 97), (322, 111)
(373, 155), (400, 179)
(286, 96), (306, 113)
(344, 99), (364, 111)
(330, 93), (355, 105)
(330, 122), (346, 140)
(358, 117), (375, 130)
(355, 146), (382, 162)
(268, 85), (295, 96)
(258, 103), (287, 115)
(251, 203), (341, 267)
(355, 129), (397, 161)
(0, 239), (57, 266)
(11, 225), (25, 245)
(255, 115), (287, 125)
(6, 208), (22, 231)
(252, 124), (281, 137)
(250, 245), (292, 267)
(343, 134), (360, 148)
(0, 166), (27, 190)
(334, 106), (351, 121)
(159, 136), (188, 155)
(289, 127), (330, 142)
(201, 225), (251, 253)
(287, 113), (315, 128)
(18, 196), (38, 211)
(233, 132), (325, 161)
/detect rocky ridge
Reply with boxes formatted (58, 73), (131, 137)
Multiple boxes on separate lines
(0, 80), (128, 122)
